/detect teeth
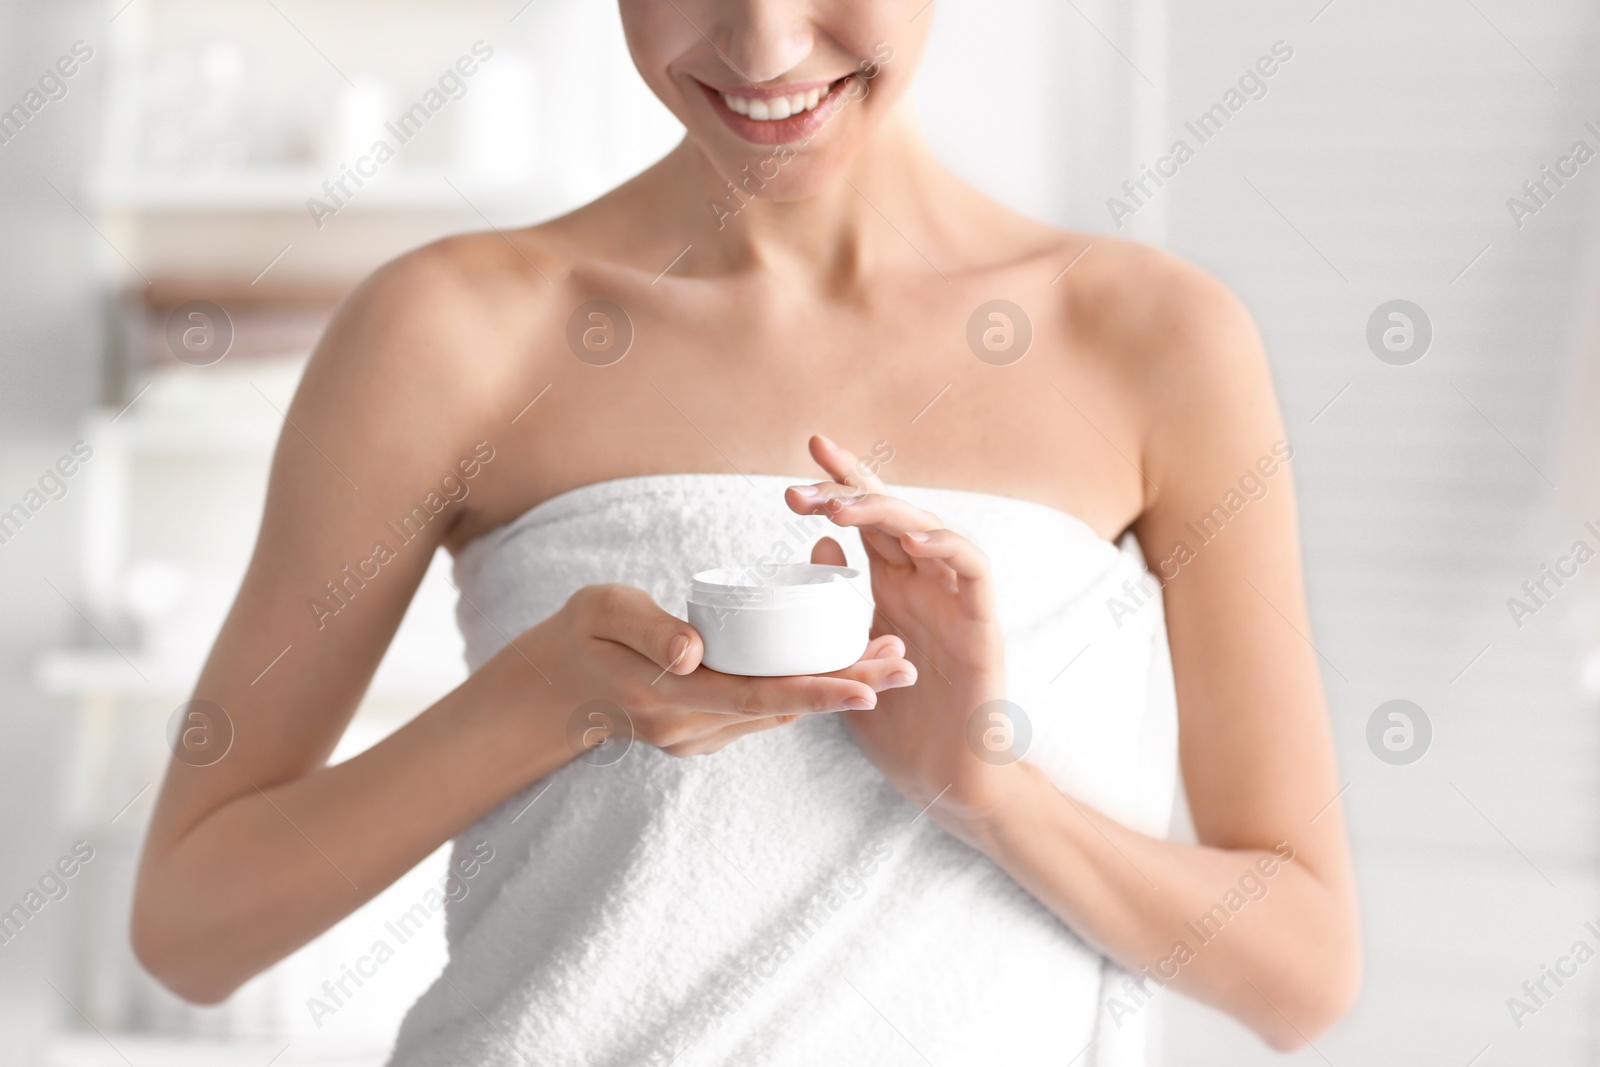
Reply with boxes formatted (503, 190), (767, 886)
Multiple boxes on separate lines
(719, 85), (828, 121)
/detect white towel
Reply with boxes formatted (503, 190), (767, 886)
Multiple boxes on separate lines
(386, 473), (1178, 1067)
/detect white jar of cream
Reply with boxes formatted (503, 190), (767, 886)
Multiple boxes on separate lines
(687, 563), (873, 677)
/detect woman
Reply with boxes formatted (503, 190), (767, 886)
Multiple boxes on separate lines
(132, 2), (1360, 1062)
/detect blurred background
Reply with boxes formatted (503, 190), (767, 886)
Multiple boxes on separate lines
(1, 0), (1598, 1064)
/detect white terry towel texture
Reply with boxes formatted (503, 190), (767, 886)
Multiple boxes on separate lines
(386, 473), (1179, 1067)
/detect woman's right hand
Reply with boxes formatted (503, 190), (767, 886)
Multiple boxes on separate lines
(515, 583), (918, 758)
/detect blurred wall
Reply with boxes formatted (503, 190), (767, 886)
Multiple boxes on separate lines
(915, 0), (1167, 240)
(0, 1), (103, 436)
(1156, 1), (1600, 1065)
(0, 0), (107, 1059)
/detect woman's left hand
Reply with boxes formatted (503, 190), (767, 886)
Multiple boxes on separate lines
(786, 435), (1024, 834)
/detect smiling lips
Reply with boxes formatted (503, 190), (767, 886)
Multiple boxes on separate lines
(697, 76), (855, 145)
(720, 86), (825, 120)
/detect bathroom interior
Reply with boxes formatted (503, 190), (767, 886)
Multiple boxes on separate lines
(2, 0), (1599, 1063)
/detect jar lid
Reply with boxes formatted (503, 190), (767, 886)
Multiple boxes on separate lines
(688, 563), (866, 610)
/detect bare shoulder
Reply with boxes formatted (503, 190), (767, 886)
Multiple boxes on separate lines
(1040, 233), (1283, 506)
(262, 225), (581, 547)
(1053, 235), (1264, 384)
(310, 228), (568, 407)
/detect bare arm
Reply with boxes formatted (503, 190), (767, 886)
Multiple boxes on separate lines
(790, 263), (1359, 1050)
(129, 251), (497, 999)
(131, 243), (914, 1003)
(969, 266), (1359, 1047)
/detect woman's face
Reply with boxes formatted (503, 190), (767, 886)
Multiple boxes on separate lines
(618, 0), (928, 203)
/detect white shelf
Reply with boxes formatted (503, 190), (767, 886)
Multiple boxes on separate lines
(91, 170), (551, 214)
(104, 417), (284, 455)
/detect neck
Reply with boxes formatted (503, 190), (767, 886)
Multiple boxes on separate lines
(657, 101), (953, 280)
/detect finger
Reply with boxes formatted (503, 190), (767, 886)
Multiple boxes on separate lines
(665, 669), (877, 718)
(907, 551), (960, 593)
(786, 484), (943, 565)
(665, 646), (916, 718)
(809, 435), (886, 495)
(787, 484), (943, 536)
(787, 484), (906, 564)
(810, 536), (847, 567)
(661, 713), (800, 757)
(583, 584), (703, 675)
(859, 633), (906, 661)
(901, 529), (993, 615)
(831, 656), (917, 693)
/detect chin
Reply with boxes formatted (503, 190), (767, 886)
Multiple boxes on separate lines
(701, 141), (863, 205)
